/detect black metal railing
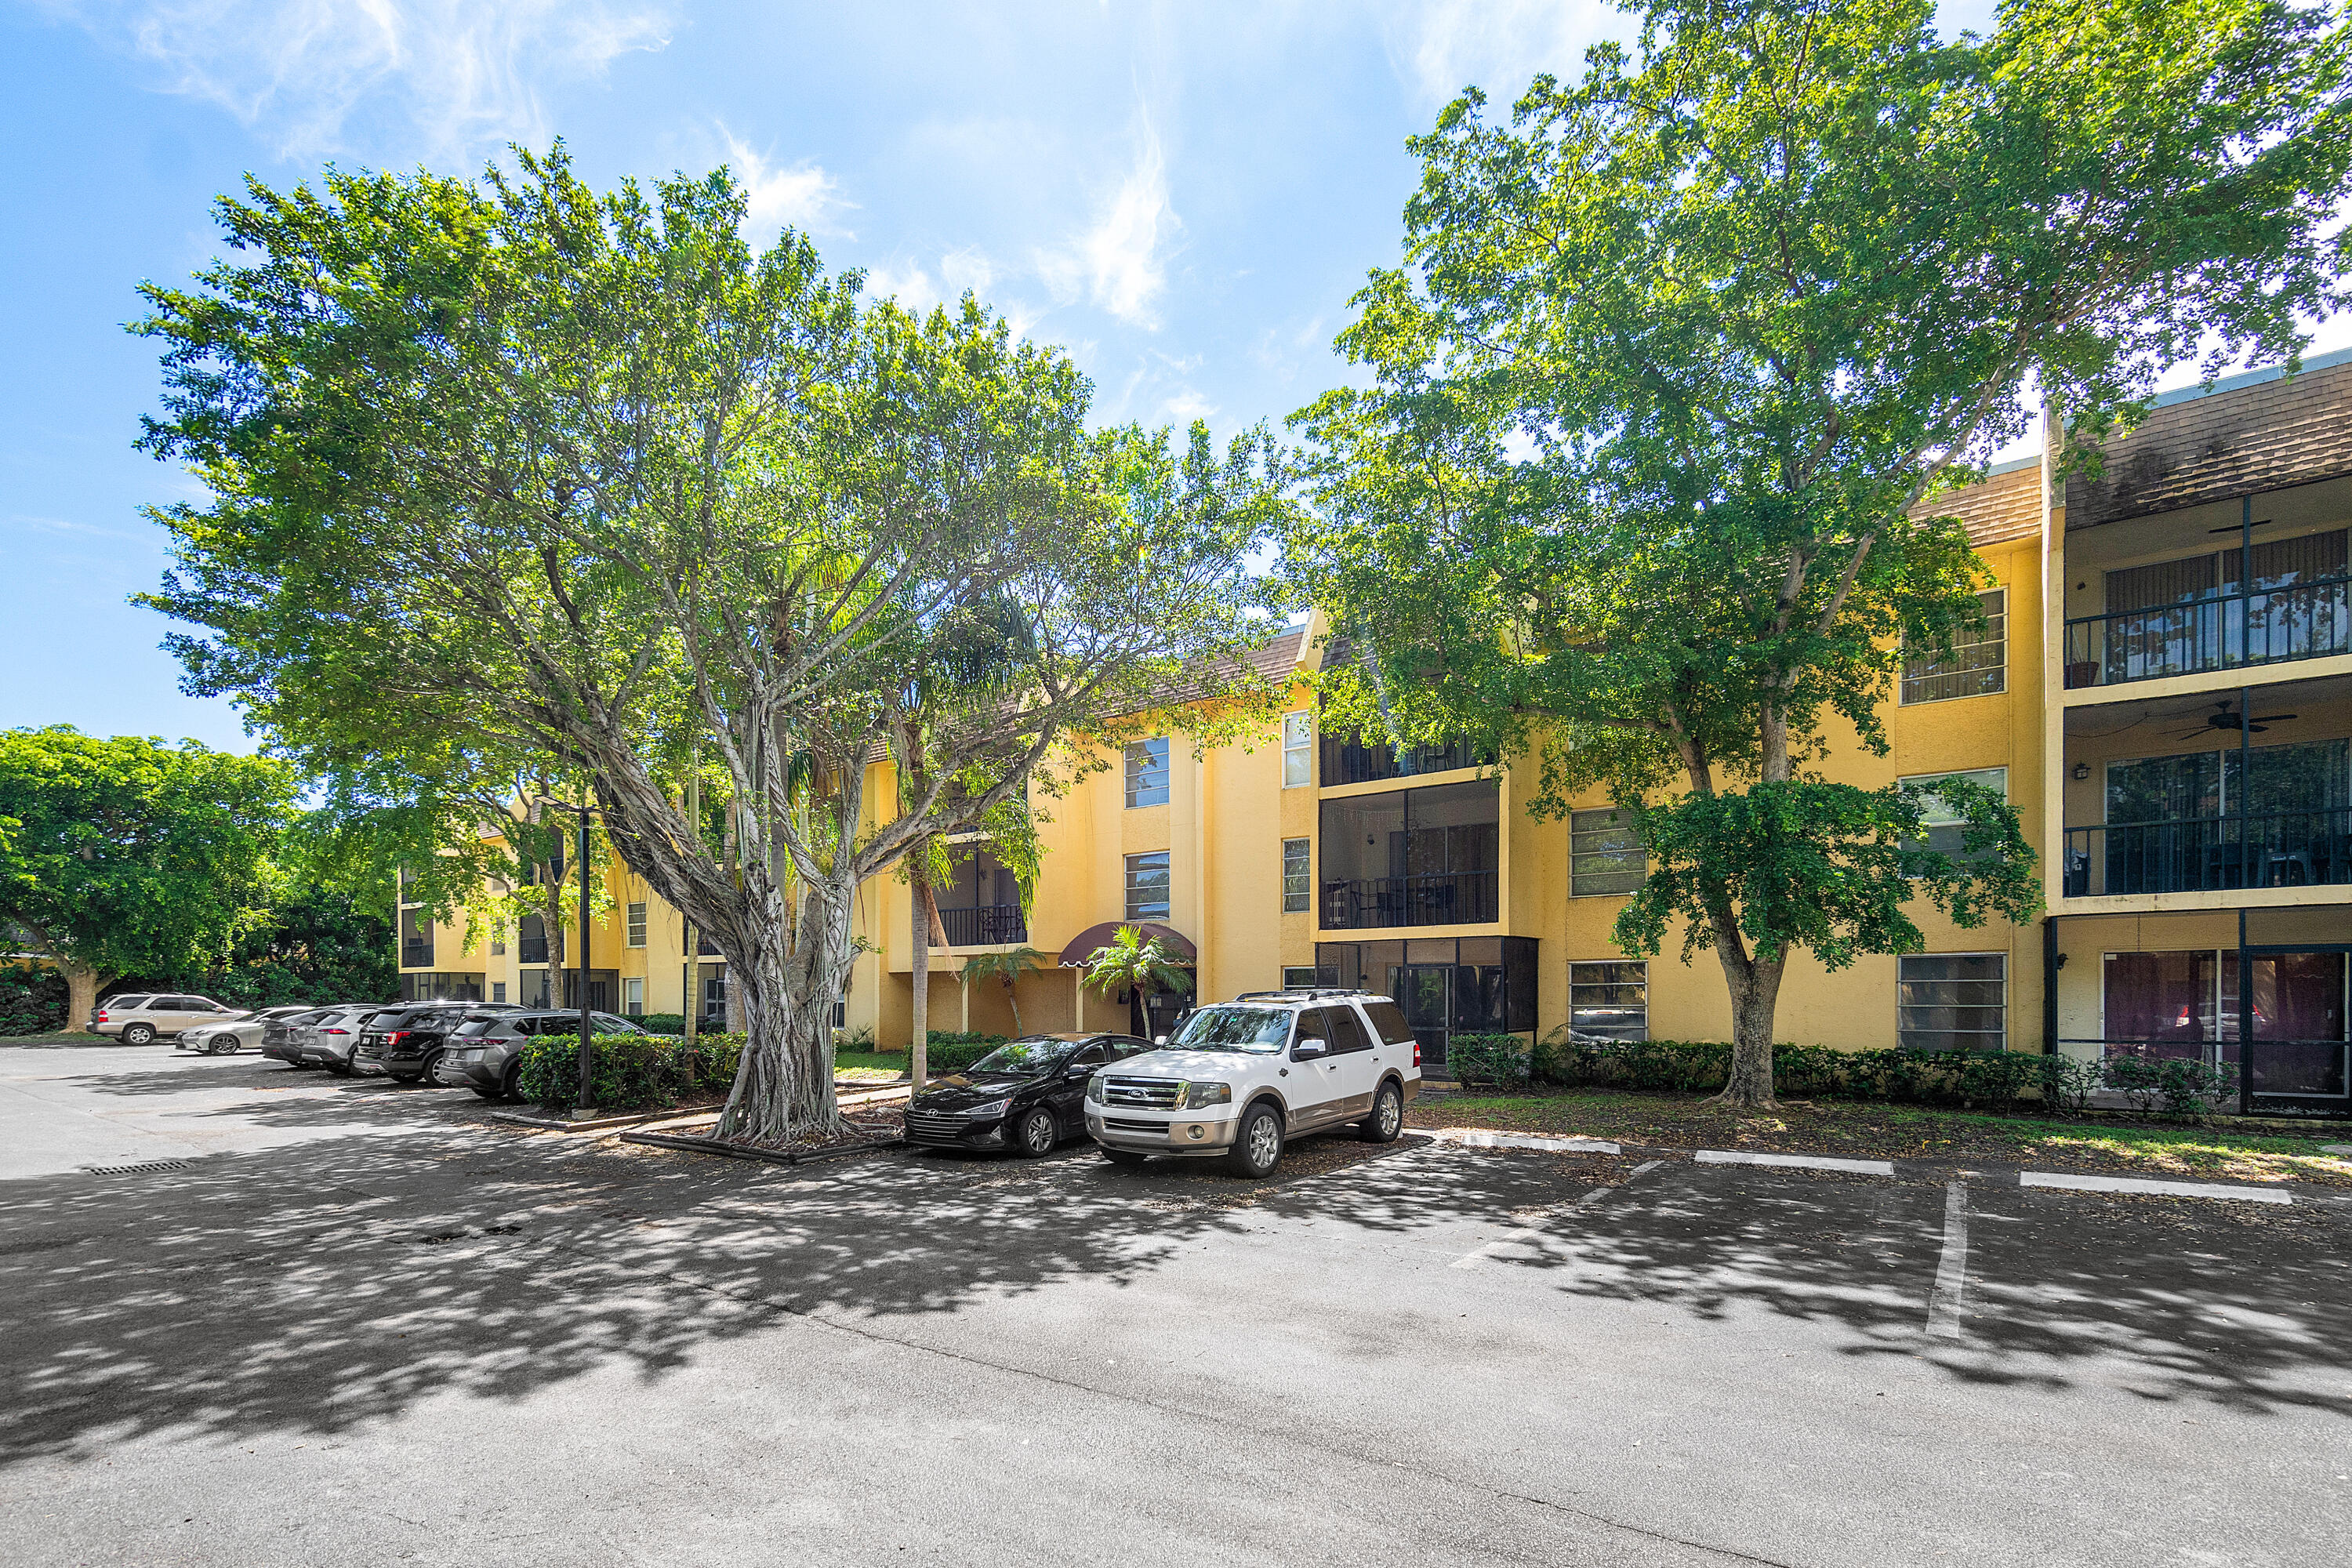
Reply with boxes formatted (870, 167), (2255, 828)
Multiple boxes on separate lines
(400, 939), (434, 968)
(517, 936), (550, 965)
(2062, 575), (2351, 688)
(1320, 870), (1499, 930)
(1319, 735), (1490, 787)
(2061, 1037), (2348, 1101)
(936, 904), (1027, 947)
(2062, 805), (2352, 896)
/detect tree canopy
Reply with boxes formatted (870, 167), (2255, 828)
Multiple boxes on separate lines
(0, 727), (299, 1023)
(137, 147), (1283, 1139)
(1286, 0), (2352, 1102)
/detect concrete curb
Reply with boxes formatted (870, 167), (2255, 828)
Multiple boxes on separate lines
(621, 1129), (905, 1167)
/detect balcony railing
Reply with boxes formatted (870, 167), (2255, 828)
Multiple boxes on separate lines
(2063, 576), (2350, 688)
(1319, 735), (1490, 787)
(936, 904), (1027, 947)
(2062, 806), (2352, 896)
(2060, 1038), (2348, 1101)
(1320, 870), (1498, 930)
(400, 939), (434, 969)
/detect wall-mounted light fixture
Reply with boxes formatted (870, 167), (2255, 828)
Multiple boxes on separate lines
(2071, 762), (2091, 781)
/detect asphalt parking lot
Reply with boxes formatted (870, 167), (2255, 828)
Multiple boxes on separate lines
(3, 1042), (2349, 1567)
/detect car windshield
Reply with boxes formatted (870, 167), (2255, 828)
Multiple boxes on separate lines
(1167, 1007), (1292, 1054)
(965, 1037), (1079, 1075)
(452, 1017), (509, 1036)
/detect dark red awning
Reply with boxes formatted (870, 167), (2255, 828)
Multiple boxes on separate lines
(1054, 921), (1197, 967)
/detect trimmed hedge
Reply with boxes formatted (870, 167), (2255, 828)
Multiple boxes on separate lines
(920, 1032), (1011, 1074)
(518, 1032), (745, 1110)
(634, 1014), (688, 1036)
(1446, 1033), (1532, 1090)
(1526, 1033), (2138, 1116)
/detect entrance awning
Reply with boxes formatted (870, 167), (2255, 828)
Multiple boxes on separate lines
(1055, 921), (1196, 968)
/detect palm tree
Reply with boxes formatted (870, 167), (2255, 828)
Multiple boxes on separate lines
(1083, 926), (1193, 1040)
(962, 946), (1047, 1035)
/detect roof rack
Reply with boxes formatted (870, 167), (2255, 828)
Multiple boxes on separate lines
(1232, 988), (1375, 1003)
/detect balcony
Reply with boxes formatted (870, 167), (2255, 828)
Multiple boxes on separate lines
(2063, 575), (2350, 689)
(2063, 807), (2352, 896)
(400, 938), (434, 969)
(1319, 732), (1490, 788)
(1317, 779), (1500, 931)
(937, 903), (1027, 947)
(1320, 870), (1498, 930)
(518, 935), (550, 965)
(2061, 673), (2352, 901)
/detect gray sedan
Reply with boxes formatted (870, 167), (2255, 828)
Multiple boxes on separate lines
(435, 1009), (643, 1101)
(179, 1004), (318, 1055)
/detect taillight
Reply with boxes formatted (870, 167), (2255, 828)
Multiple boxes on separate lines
(1413, 1042), (1422, 1068)
(386, 1031), (410, 1046)
(96, 1011), (108, 1023)
(323, 1027), (350, 1036)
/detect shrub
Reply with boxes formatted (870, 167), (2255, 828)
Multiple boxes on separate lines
(0, 967), (68, 1036)
(634, 1013), (688, 1036)
(835, 1023), (877, 1051)
(921, 1032), (1010, 1074)
(517, 1032), (745, 1110)
(2034, 1052), (2100, 1114)
(1446, 1033), (1531, 1089)
(2100, 1054), (2230, 1119)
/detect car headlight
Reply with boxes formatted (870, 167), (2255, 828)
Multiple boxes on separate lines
(1177, 1081), (1232, 1110)
(964, 1098), (1012, 1119)
(1085, 1075), (1105, 1103)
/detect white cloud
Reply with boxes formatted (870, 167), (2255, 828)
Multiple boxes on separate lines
(719, 128), (851, 241)
(58, 0), (670, 158)
(939, 245), (994, 299)
(864, 258), (941, 313)
(1164, 389), (1218, 423)
(1389, 0), (1624, 108)
(1036, 113), (1179, 329)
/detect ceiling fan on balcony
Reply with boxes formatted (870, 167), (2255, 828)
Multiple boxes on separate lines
(2164, 699), (2296, 739)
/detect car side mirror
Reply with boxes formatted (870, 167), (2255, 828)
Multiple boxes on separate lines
(1293, 1038), (1328, 1061)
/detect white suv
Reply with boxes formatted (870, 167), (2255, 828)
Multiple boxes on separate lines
(1083, 989), (1421, 1178)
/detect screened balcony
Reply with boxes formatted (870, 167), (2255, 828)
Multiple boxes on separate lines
(2060, 675), (2352, 898)
(1318, 729), (1491, 787)
(1318, 780), (1499, 930)
(931, 844), (1026, 947)
(2061, 484), (2351, 690)
(398, 908), (433, 970)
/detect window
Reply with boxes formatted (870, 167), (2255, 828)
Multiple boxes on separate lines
(623, 977), (644, 1017)
(1901, 589), (2006, 703)
(492, 982), (507, 1004)
(1125, 851), (1171, 921)
(1902, 768), (2008, 860)
(1282, 837), (1311, 913)
(1282, 713), (1312, 788)
(490, 935), (506, 956)
(626, 902), (647, 948)
(1570, 809), (1645, 896)
(702, 970), (728, 1022)
(1125, 738), (1171, 808)
(1569, 961), (1648, 1040)
(1283, 965), (1335, 988)
(1326, 1006), (1372, 1054)
(1899, 953), (2006, 1052)
(831, 996), (847, 1030)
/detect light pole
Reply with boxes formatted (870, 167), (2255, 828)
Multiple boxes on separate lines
(535, 797), (599, 1116)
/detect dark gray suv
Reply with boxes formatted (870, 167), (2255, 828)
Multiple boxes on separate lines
(434, 1009), (642, 1102)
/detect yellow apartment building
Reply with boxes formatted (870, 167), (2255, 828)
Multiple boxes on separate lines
(397, 350), (2352, 1112)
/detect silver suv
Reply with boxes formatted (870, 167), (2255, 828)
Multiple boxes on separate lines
(89, 994), (247, 1045)
(1083, 989), (1422, 1178)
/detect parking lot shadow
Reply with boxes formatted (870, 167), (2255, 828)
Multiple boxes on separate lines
(4, 1127), (2345, 1469)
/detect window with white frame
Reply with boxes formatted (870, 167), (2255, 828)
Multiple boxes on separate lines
(492, 982), (507, 1004)
(1282, 837), (1311, 913)
(626, 901), (648, 948)
(1901, 589), (2006, 703)
(1125, 851), (1171, 920)
(622, 977), (644, 1017)
(1898, 953), (2006, 1052)
(1570, 809), (1645, 896)
(1126, 739), (1171, 808)
(1282, 713), (1312, 788)
(1569, 961), (1648, 1040)
(1900, 768), (2007, 862)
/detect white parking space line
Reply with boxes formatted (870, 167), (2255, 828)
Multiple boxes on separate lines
(1926, 1178), (1969, 1339)
(1695, 1149), (1896, 1176)
(2021, 1171), (2294, 1205)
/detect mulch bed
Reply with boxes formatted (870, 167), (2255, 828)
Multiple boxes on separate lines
(1413, 1087), (2352, 1189)
(632, 1104), (909, 1163)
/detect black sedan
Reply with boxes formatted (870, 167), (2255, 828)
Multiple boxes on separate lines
(906, 1033), (1152, 1156)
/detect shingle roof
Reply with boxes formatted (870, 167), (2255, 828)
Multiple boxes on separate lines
(1915, 456), (2042, 549)
(2065, 347), (2352, 528)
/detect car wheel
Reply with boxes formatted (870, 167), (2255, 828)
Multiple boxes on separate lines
(1014, 1106), (1057, 1157)
(1360, 1080), (1404, 1143)
(122, 1023), (156, 1046)
(499, 1062), (524, 1103)
(1098, 1146), (1149, 1167)
(325, 1058), (354, 1077)
(1225, 1102), (1283, 1179)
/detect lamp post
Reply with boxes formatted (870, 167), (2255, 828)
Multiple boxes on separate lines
(535, 797), (599, 1116)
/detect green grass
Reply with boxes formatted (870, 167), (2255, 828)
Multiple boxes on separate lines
(835, 1050), (909, 1082)
(1419, 1087), (2352, 1186)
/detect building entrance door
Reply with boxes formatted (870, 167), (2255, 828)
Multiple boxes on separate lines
(2242, 945), (2350, 1098)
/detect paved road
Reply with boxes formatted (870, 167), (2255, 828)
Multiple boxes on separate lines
(3, 1043), (2348, 1566)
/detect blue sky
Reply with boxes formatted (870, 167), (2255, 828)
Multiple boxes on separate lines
(0, 0), (2330, 753)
